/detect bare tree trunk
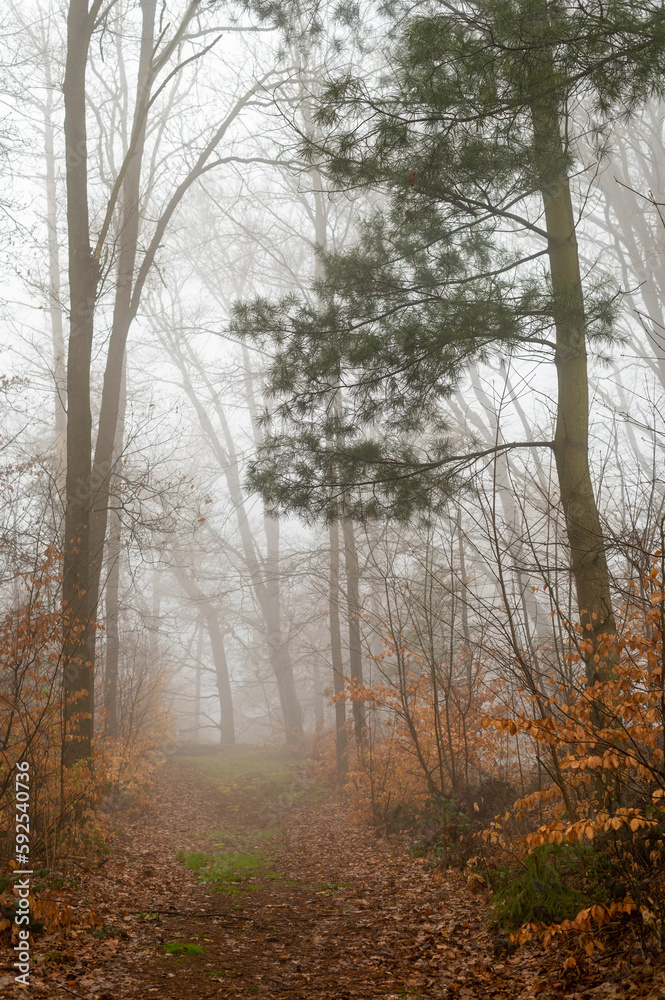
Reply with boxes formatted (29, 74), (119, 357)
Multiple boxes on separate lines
(532, 99), (616, 681)
(43, 55), (67, 476)
(62, 0), (99, 767)
(203, 611), (235, 747)
(104, 524), (121, 737)
(88, 0), (155, 623)
(194, 619), (203, 741)
(62, 0), (153, 766)
(329, 520), (347, 780)
(61, 0), (271, 765)
(341, 518), (365, 743)
(172, 565), (235, 747)
(103, 355), (126, 737)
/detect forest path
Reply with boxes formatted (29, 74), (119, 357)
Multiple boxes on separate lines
(6, 747), (650, 999)
(94, 748), (540, 1000)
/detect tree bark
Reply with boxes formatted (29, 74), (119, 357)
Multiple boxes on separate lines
(203, 611), (235, 748)
(329, 520), (348, 780)
(103, 354), (126, 738)
(62, 0), (99, 767)
(43, 55), (67, 477)
(341, 518), (365, 743)
(87, 0), (155, 622)
(531, 100), (616, 682)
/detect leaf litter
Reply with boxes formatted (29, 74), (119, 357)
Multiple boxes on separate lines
(1, 750), (665, 999)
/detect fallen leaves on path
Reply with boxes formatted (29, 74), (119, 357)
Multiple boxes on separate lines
(2, 753), (665, 999)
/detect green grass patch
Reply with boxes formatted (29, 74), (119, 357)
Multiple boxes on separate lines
(180, 851), (207, 873)
(161, 941), (205, 955)
(177, 847), (281, 894)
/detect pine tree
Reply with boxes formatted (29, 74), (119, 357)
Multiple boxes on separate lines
(233, 0), (665, 680)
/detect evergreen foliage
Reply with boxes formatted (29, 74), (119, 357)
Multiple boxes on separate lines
(489, 842), (589, 931)
(232, 0), (665, 522)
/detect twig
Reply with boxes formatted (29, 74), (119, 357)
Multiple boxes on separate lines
(58, 985), (89, 1000)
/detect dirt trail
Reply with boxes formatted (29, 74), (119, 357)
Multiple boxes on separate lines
(4, 750), (663, 999)
(102, 754), (502, 1000)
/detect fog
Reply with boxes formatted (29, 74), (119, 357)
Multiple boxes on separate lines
(2, 2), (665, 995)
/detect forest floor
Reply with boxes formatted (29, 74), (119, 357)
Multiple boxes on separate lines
(2, 746), (665, 999)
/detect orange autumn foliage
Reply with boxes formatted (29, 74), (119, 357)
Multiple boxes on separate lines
(484, 555), (665, 840)
(479, 552), (665, 949)
(337, 634), (510, 829)
(0, 546), (172, 866)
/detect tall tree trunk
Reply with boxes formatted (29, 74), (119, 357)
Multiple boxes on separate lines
(62, 0), (99, 767)
(531, 99), (616, 683)
(202, 611), (235, 747)
(341, 518), (365, 743)
(88, 0), (155, 626)
(103, 355), (126, 737)
(61, 0), (261, 766)
(43, 56), (67, 477)
(172, 564), (235, 747)
(104, 523), (121, 737)
(312, 656), (324, 726)
(194, 619), (203, 741)
(169, 341), (303, 742)
(329, 520), (347, 780)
